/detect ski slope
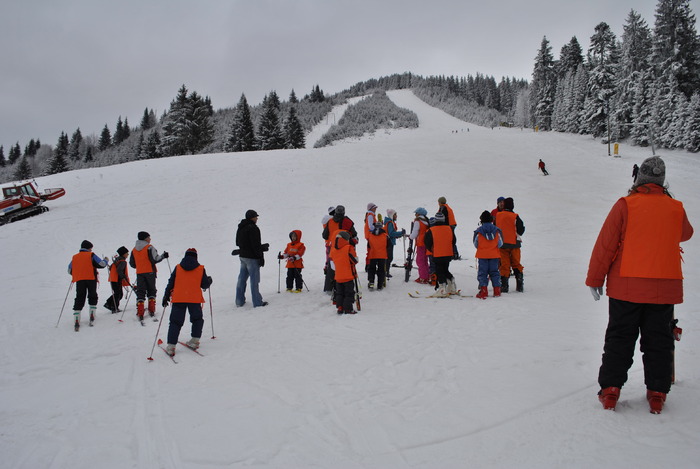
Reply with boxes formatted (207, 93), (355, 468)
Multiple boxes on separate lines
(1, 90), (699, 469)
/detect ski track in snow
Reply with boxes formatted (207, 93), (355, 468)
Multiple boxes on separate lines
(1, 89), (699, 468)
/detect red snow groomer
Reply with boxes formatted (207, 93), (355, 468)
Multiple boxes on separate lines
(0, 181), (66, 225)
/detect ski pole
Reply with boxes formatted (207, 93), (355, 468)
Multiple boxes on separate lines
(208, 288), (216, 339)
(277, 251), (281, 293)
(166, 257), (172, 274)
(147, 304), (169, 361)
(302, 278), (310, 292)
(55, 281), (74, 327)
(118, 286), (134, 322)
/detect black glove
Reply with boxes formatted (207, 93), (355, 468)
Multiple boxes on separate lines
(162, 297), (169, 307)
(231, 249), (240, 256)
(259, 256), (265, 267)
(278, 254), (284, 260)
(207, 276), (213, 285)
(261, 243), (270, 252)
(162, 251), (169, 259)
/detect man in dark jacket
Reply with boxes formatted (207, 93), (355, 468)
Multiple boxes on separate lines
(235, 209), (269, 307)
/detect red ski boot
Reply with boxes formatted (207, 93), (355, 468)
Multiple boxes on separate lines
(476, 286), (488, 299)
(493, 287), (501, 297)
(598, 387), (620, 410)
(136, 300), (145, 320)
(647, 390), (666, 414)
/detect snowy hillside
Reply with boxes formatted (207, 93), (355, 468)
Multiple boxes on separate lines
(1, 90), (699, 469)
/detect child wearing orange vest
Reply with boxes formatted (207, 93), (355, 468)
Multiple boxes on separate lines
(280, 230), (306, 292)
(329, 231), (359, 314)
(473, 211), (503, 299)
(68, 240), (108, 330)
(424, 213), (456, 296)
(367, 222), (388, 290)
(104, 246), (130, 313)
(409, 207), (430, 283)
(161, 248), (212, 356)
(129, 231), (169, 320)
(494, 198), (525, 293)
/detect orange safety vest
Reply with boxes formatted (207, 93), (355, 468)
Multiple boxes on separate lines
(475, 233), (500, 259)
(364, 211), (376, 239)
(416, 220), (428, 247)
(331, 242), (357, 283)
(429, 225), (454, 258)
(171, 265), (205, 303)
(285, 241), (305, 269)
(368, 232), (388, 259)
(133, 244), (156, 274)
(620, 193), (684, 279)
(495, 211), (518, 244)
(441, 203), (457, 226)
(71, 251), (96, 282)
(109, 259), (131, 286)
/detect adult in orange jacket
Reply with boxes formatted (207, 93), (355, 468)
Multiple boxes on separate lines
(162, 248), (212, 356)
(586, 156), (694, 414)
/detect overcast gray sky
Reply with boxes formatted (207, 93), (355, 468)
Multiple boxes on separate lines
(1, 0), (697, 149)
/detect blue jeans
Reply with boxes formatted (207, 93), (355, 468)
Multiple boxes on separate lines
(236, 257), (263, 307)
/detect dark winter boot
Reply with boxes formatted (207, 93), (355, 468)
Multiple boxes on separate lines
(476, 286), (488, 299)
(598, 387), (620, 411)
(647, 390), (666, 414)
(501, 277), (510, 293)
(514, 269), (524, 292)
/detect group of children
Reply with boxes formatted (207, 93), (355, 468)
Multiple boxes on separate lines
(67, 232), (212, 357)
(66, 198), (523, 349)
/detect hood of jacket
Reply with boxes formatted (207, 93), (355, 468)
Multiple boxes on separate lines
(134, 239), (149, 251)
(475, 222), (500, 239)
(179, 254), (201, 271)
(289, 230), (302, 244)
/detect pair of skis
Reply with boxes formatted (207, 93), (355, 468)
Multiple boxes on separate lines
(153, 338), (204, 364)
(407, 290), (473, 299)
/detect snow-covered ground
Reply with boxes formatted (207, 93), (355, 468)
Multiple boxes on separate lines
(1, 90), (698, 469)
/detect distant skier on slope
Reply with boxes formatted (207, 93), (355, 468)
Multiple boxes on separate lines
(538, 159), (549, 175)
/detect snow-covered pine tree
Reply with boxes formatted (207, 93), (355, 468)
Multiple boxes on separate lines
(653, 0), (700, 99)
(69, 128), (83, 161)
(98, 125), (111, 151)
(45, 132), (70, 175)
(13, 157), (32, 180)
(684, 92), (700, 151)
(256, 93), (285, 150)
(8, 143), (21, 165)
(161, 85), (214, 156)
(0, 146), (5, 168)
(530, 36), (557, 130)
(616, 10), (653, 140)
(225, 94), (256, 152)
(581, 22), (619, 138)
(283, 106), (305, 149)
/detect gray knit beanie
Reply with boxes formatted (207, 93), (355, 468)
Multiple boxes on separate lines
(635, 156), (665, 186)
